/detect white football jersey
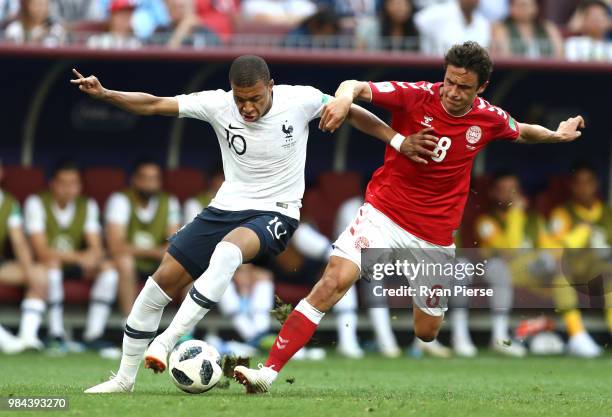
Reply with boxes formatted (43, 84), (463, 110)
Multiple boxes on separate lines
(176, 84), (330, 220)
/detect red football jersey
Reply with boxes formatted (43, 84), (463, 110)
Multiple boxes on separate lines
(365, 81), (520, 246)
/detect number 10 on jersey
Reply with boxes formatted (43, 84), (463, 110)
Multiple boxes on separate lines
(224, 128), (247, 155)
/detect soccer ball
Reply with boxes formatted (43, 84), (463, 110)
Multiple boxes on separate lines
(168, 340), (223, 394)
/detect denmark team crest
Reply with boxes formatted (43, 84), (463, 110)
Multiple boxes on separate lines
(466, 126), (482, 144)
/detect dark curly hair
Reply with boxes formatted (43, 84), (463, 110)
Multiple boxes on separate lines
(444, 41), (493, 87)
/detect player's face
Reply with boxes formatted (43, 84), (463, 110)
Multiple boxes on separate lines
(571, 170), (599, 206)
(50, 170), (82, 205)
(132, 164), (162, 200)
(492, 176), (521, 208)
(441, 65), (487, 116)
(231, 79), (274, 123)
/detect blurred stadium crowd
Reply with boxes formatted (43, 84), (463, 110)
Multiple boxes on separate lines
(0, 155), (610, 360)
(0, 0), (611, 60)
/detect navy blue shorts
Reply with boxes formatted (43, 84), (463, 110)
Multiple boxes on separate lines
(168, 206), (299, 279)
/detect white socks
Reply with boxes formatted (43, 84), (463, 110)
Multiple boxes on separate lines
(219, 282), (257, 341)
(251, 280), (273, 336)
(18, 298), (45, 342)
(334, 285), (359, 348)
(451, 308), (471, 343)
(368, 307), (398, 352)
(84, 269), (119, 342)
(491, 313), (510, 343)
(117, 278), (172, 383)
(155, 242), (243, 351)
(295, 299), (325, 325)
(47, 268), (64, 338)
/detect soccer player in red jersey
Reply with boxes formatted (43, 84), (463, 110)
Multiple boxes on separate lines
(234, 41), (585, 393)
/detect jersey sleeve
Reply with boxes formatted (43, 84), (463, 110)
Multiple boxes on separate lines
(368, 81), (431, 112)
(490, 109), (520, 142)
(175, 89), (227, 122)
(85, 199), (101, 234)
(7, 200), (23, 229)
(24, 195), (46, 234)
(168, 196), (181, 227)
(105, 193), (130, 226)
(296, 86), (332, 121)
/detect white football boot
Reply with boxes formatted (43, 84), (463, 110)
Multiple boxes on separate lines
(234, 364), (278, 394)
(84, 372), (134, 394)
(567, 332), (602, 358)
(143, 339), (170, 373)
(337, 341), (364, 359)
(413, 338), (452, 358)
(452, 334), (478, 358)
(491, 339), (527, 357)
(0, 326), (25, 354)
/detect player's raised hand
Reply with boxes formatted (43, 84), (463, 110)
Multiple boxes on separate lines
(319, 96), (352, 132)
(400, 127), (439, 164)
(554, 115), (585, 142)
(70, 68), (106, 99)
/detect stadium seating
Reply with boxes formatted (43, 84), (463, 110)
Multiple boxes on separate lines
(1, 165), (45, 203)
(163, 168), (207, 203)
(83, 167), (126, 208)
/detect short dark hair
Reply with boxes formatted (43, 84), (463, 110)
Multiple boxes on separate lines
(570, 160), (597, 177)
(131, 157), (161, 176)
(491, 169), (517, 184)
(229, 55), (271, 87)
(444, 41), (493, 87)
(50, 159), (79, 179)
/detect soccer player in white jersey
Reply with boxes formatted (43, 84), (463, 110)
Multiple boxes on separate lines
(75, 55), (425, 393)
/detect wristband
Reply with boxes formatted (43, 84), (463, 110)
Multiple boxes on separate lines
(390, 134), (405, 152)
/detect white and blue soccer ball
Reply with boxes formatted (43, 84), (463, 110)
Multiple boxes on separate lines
(168, 340), (223, 394)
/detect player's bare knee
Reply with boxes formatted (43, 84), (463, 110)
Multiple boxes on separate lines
(29, 265), (48, 298)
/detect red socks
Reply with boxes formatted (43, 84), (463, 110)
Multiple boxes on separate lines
(265, 308), (320, 371)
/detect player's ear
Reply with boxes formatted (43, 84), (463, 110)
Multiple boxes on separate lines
(268, 79), (274, 90)
(477, 81), (489, 95)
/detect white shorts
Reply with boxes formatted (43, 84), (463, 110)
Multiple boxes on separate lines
(331, 203), (455, 317)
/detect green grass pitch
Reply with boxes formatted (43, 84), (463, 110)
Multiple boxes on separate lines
(1, 352), (611, 417)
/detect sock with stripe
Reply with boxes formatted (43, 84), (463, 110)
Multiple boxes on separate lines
(116, 278), (172, 383)
(265, 299), (324, 373)
(155, 241), (243, 351)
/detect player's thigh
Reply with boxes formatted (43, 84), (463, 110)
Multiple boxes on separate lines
(0, 261), (27, 285)
(151, 253), (195, 299)
(237, 212), (299, 263)
(306, 255), (360, 312)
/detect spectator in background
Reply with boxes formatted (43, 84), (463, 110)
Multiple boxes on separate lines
(355, 0), (419, 51)
(412, 0), (507, 21)
(194, 0), (238, 41)
(105, 159), (180, 320)
(283, 9), (341, 48)
(0, 0), (19, 22)
(414, 0), (491, 55)
(48, 0), (104, 24)
(3, 0), (65, 45)
(153, 0), (219, 47)
(24, 161), (119, 356)
(491, 0), (564, 59)
(565, 0), (612, 61)
(241, 0), (317, 26)
(98, 0), (171, 39)
(87, 0), (142, 49)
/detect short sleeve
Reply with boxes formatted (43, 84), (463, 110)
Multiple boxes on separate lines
(296, 86), (331, 121)
(492, 111), (520, 142)
(7, 200), (23, 228)
(105, 193), (131, 226)
(168, 196), (181, 227)
(368, 81), (431, 112)
(84, 199), (102, 234)
(183, 198), (203, 224)
(24, 195), (46, 234)
(176, 89), (228, 122)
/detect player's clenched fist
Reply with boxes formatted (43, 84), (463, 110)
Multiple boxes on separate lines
(70, 68), (106, 99)
(400, 127), (439, 165)
(554, 115), (585, 142)
(318, 96), (352, 132)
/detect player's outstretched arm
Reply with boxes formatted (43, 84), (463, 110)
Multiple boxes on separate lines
(70, 68), (178, 116)
(319, 80), (372, 132)
(347, 104), (438, 164)
(516, 116), (585, 144)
